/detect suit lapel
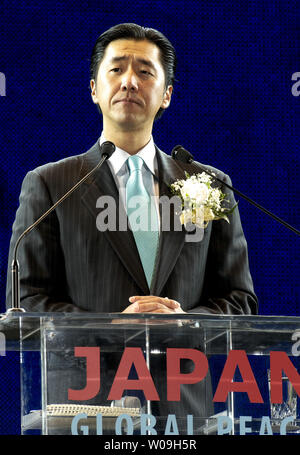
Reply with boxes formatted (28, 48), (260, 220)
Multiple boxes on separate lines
(150, 148), (187, 296)
(80, 141), (149, 294)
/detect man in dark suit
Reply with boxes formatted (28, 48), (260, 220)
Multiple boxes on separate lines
(6, 23), (257, 316)
(5, 23), (258, 434)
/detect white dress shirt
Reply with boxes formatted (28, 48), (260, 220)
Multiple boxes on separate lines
(99, 134), (160, 228)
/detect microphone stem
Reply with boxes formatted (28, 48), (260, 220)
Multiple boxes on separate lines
(10, 152), (109, 312)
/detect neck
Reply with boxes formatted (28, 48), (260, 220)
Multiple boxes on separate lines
(103, 123), (152, 155)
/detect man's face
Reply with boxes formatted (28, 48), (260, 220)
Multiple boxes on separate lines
(90, 39), (172, 132)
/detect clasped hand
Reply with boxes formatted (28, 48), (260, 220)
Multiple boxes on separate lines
(122, 295), (185, 314)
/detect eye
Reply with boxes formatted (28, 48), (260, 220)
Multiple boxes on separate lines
(140, 69), (153, 77)
(110, 68), (121, 73)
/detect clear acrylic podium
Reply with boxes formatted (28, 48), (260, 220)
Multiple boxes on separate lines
(1, 312), (300, 435)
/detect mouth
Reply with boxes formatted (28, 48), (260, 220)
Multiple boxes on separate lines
(114, 98), (142, 106)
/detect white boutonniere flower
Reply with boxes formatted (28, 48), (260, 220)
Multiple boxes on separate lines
(170, 172), (237, 228)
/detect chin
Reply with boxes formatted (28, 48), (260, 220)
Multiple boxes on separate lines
(114, 116), (145, 130)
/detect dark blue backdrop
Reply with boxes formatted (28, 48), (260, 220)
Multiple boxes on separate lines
(0, 0), (299, 434)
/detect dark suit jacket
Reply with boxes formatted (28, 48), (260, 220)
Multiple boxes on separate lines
(6, 140), (258, 315)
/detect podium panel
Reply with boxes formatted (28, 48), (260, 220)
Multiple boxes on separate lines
(1, 313), (300, 435)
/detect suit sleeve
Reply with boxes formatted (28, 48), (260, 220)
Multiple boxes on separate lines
(6, 170), (87, 312)
(188, 172), (258, 315)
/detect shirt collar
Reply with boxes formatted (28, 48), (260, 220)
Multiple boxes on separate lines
(99, 133), (157, 176)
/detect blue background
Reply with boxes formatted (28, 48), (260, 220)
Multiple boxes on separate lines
(0, 0), (299, 434)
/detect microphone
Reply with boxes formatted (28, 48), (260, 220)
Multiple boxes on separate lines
(172, 144), (300, 236)
(9, 141), (116, 314)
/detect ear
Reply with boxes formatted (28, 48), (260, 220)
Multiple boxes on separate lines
(90, 79), (98, 104)
(161, 85), (173, 109)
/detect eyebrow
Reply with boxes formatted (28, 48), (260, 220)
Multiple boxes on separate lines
(108, 55), (156, 71)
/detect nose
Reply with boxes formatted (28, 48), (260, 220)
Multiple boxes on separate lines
(120, 69), (138, 92)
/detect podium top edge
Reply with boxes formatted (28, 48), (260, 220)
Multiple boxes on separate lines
(1, 311), (300, 323)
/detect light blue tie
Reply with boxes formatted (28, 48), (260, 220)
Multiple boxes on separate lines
(126, 155), (159, 288)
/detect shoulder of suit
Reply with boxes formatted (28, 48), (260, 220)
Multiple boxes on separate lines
(26, 141), (99, 180)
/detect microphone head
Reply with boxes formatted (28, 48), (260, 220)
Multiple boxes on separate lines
(171, 145), (194, 163)
(101, 141), (116, 159)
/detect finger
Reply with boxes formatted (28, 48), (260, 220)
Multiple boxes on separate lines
(121, 302), (140, 313)
(129, 295), (155, 303)
(129, 295), (180, 310)
(163, 297), (181, 309)
(138, 302), (174, 313)
(137, 298), (178, 310)
(174, 306), (185, 314)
